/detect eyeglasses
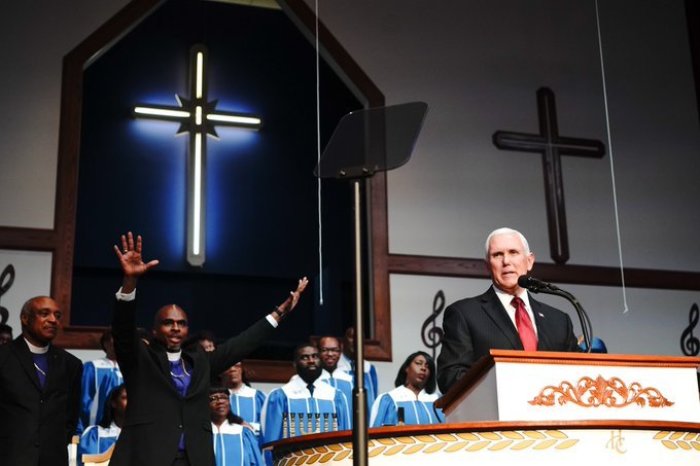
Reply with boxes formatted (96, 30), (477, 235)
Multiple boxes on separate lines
(319, 347), (341, 354)
(208, 394), (228, 403)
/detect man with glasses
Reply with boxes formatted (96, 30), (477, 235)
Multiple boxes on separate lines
(317, 336), (355, 414)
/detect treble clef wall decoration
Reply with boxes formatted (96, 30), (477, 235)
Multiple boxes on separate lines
(0, 264), (16, 325)
(421, 289), (445, 362)
(680, 303), (699, 356)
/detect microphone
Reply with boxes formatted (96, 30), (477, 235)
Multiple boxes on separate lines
(517, 275), (560, 292)
(517, 275), (594, 353)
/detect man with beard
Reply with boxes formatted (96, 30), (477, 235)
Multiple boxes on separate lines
(261, 344), (350, 445)
(0, 296), (83, 466)
(110, 232), (308, 466)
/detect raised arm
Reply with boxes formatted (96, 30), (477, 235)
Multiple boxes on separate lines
(112, 231), (160, 293)
(270, 276), (309, 322)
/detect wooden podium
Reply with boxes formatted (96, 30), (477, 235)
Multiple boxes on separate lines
(438, 350), (700, 423)
(269, 351), (700, 466)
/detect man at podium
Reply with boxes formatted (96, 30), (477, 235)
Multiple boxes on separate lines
(437, 227), (580, 392)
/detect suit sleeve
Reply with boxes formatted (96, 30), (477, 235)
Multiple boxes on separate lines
(209, 318), (277, 376)
(436, 303), (475, 393)
(562, 313), (583, 352)
(111, 299), (140, 375)
(66, 356), (84, 440)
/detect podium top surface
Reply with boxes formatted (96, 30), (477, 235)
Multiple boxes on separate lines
(488, 349), (700, 367)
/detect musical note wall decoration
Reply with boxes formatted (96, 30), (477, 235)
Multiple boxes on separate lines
(421, 289), (446, 361)
(680, 303), (699, 356)
(0, 264), (16, 325)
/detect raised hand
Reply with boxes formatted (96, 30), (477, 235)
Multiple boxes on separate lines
(273, 277), (309, 320)
(113, 232), (159, 293)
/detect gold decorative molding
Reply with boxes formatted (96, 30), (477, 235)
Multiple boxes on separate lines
(275, 431), (578, 465)
(654, 431), (700, 451)
(528, 375), (674, 408)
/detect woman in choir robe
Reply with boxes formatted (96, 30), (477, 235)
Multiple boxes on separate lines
(220, 361), (267, 441)
(370, 351), (445, 427)
(210, 387), (265, 466)
(78, 384), (126, 462)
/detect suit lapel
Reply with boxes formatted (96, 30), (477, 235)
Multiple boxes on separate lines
(183, 350), (200, 397)
(44, 346), (63, 392)
(530, 296), (554, 350)
(12, 337), (43, 391)
(481, 287), (522, 350)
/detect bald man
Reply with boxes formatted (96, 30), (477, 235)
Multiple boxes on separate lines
(109, 232), (308, 466)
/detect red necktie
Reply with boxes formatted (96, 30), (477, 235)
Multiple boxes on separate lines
(511, 296), (538, 351)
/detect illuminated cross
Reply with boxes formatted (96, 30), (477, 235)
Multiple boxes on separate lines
(492, 87), (605, 264)
(133, 44), (262, 266)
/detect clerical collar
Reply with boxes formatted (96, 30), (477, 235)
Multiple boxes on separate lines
(24, 337), (49, 354)
(166, 350), (182, 362)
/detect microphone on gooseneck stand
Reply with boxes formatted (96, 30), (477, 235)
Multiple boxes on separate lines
(517, 275), (561, 293)
(518, 275), (594, 353)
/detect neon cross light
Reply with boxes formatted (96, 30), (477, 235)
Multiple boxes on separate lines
(134, 44), (262, 266)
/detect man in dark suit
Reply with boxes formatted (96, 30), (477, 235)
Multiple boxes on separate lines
(0, 296), (83, 466)
(437, 227), (580, 393)
(109, 232), (308, 466)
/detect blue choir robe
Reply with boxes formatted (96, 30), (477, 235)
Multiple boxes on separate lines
(229, 385), (267, 438)
(78, 422), (121, 465)
(212, 422), (264, 466)
(337, 353), (378, 409)
(261, 375), (350, 445)
(318, 369), (354, 424)
(369, 386), (445, 427)
(78, 358), (123, 433)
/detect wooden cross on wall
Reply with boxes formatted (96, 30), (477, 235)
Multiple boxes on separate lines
(133, 44), (262, 267)
(492, 87), (605, 264)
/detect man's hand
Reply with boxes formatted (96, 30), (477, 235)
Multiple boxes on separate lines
(113, 232), (159, 293)
(272, 277), (309, 321)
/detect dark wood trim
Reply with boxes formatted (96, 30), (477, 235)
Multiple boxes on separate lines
(0, 227), (57, 251)
(388, 253), (700, 291)
(241, 359), (296, 384)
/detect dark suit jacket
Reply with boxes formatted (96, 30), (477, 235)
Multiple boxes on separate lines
(110, 298), (276, 466)
(0, 336), (83, 466)
(437, 286), (580, 393)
